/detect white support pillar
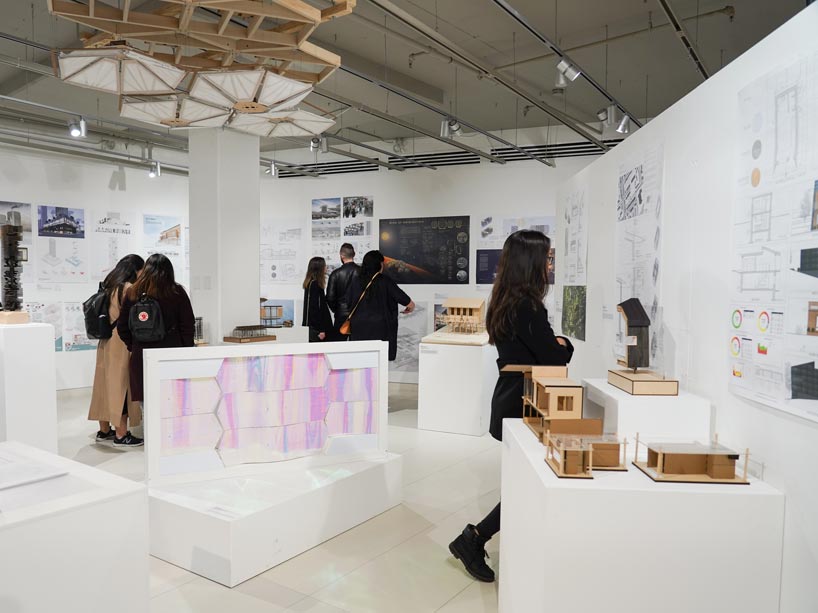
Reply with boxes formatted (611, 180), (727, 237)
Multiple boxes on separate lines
(188, 128), (260, 343)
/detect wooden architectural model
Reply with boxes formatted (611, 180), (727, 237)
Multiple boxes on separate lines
(544, 433), (628, 479)
(608, 297), (679, 396)
(224, 325), (276, 344)
(440, 298), (485, 334)
(0, 219), (29, 324)
(632, 434), (749, 484)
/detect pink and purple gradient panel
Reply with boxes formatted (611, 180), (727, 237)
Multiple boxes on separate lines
(160, 378), (222, 418)
(216, 388), (328, 429)
(216, 354), (329, 393)
(217, 421), (328, 465)
(325, 401), (376, 435)
(326, 368), (377, 403)
(161, 414), (223, 455)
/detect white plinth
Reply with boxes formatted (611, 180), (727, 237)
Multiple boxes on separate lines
(582, 377), (711, 443)
(271, 326), (310, 344)
(0, 324), (57, 452)
(417, 341), (497, 436)
(0, 441), (148, 613)
(498, 420), (784, 613)
(150, 453), (402, 587)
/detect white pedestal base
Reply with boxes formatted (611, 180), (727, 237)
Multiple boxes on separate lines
(417, 342), (497, 436)
(0, 324), (57, 452)
(498, 420), (784, 613)
(150, 453), (402, 587)
(0, 442), (148, 613)
(582, 378), (711, 443)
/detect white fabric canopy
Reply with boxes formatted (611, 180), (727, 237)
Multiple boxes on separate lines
(229, 109), (334, 137)
(58, 48), (185, 95)
(189, 69), (313, 113)
(119, 96), (230, 128)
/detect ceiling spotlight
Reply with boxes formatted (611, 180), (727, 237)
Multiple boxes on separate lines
(616, 115), (631, 134)
(440, 118), (450, 139)
(309, 136), (321, 152)
(148, 160), (161, 178)
(447, 119), (462, 137)
(556, 58), (582, 82)
(265, 162), (279, 178)
(320, 135), (329, 154)
(596, 108), (608, 122)
(68, 118), (86, 138)
(553, 71), (568, 92)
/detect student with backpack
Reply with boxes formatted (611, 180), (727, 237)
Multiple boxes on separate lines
(117, 253), (195, 412)
(87, 254), (145, 448)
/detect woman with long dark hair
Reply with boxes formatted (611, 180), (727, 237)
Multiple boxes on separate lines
(302, 256), (333, 342)
(448, 230), (572, 583)
(88, 254), (145, 447)
(118, 254), (195, 408)
(344, 250), (415, 360)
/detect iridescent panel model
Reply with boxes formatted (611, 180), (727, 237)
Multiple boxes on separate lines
(159, 353), (378, 467)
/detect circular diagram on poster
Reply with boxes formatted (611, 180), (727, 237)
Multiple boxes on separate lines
(456, 256), (467, 269)
(752, 140), (762, 159)
(731, 309), (743, 329)
(730, 336), (741, 357)
(456, 270), (468, 282)
(758, 310), (770, 332)
(751, 168), (761, 187)
(456, 231), (468, 244)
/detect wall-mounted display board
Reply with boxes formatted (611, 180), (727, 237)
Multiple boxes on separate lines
(560, 189), (588, 286)
(561, 285), (587, 342)
(730, 52), (818, 423)
(379, 216), (470, 284)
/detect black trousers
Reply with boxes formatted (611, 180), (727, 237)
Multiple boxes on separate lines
(476, 502), (501, 539)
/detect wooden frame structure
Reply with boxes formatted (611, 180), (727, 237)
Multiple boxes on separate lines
(47, 0), (356, 83)
(632, 434), (750, 484)
(440, 298), (485, 334)
(543, 432), (628, 479)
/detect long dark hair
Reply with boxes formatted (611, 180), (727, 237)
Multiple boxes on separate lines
(127, 253), (179, 300)
(302, 256), (327, 289)
(102, 254), (144, 303)
(486, 230), (551, 344)
(358, 251), (384, 302)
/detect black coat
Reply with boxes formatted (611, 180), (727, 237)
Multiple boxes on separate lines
(302, 281), (333, 339)
(489, 301), (574, 441)
(118, 286), (196, 401)
(326, 261), (360, 328)
(345, 273), (411, 360)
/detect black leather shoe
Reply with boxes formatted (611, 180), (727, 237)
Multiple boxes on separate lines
(448, 524), (495, 582)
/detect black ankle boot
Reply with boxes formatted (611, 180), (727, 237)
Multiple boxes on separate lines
(448, 524), (495, 582)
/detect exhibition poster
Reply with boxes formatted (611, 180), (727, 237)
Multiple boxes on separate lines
(561, 188), (589, 285)
(0, 201), (32, 243)
(379, 216), (470, 284)
(261, 218), (305, 284)
(311, 196), (375, 274)
(36, 205), (89, 284)
(615, 144), (665, 368)
(561, 285), (587, 342)
(730, 52), (818, 423)
(89, 210), (138, 280)
(390, 301), (429, 380)
(143, 213), (184, 276)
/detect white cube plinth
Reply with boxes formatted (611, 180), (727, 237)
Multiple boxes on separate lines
(0, 324), (57, 452)
(582, 378), (711, 443)
(498, 420), (784, 613)
(417, 341), (497, 436)
(150, 453), (402, 587)
(270, 326), (310, 343)
(0, 441), (148, 613)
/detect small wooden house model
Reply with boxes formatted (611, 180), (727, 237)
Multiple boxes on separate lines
(544, 433), (628, 479)
(632, 434), (749, 484)
(440, 298), (485, 334)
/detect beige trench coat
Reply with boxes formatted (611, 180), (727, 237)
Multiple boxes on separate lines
(87, 285), (142, 426)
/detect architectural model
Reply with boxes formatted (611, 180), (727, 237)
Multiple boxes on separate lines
(223, 325), (277, 343)
(439, 298), (485, 333)
(544, 433), (628, 479)
(632, 434), (749, 484)
(0, 220), (28, 323)
(608, 297), (679, 395)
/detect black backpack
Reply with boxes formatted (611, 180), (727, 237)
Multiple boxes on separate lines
(83, 283), (113, 340)
(128, 293), (166, 343)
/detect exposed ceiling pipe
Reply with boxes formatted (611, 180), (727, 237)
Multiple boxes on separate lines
(490, 0), (642, 129)
(362, 0), (607, 150)
(327, 132), (438, 170)
(259, 158), (322, 178)
(494, 6), (734, 71)
(340, 63), (555, 166)
(313, 88), (506, 164)
(277, 136), (407, 171)
(655, 0), (711, 80)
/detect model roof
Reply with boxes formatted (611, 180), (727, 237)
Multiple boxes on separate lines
(617, 297), (650, 327)
(442, 297), (485, 309)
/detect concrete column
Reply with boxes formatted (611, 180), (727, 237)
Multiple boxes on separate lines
(188, 128), (260, 343)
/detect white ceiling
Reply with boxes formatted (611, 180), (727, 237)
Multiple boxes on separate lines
(0, 0), (806, 154)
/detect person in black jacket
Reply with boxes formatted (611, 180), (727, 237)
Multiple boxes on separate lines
(326, 243), (359, 340)
(344, 250), (415, 359)
(302, 256), (333, 342)
(448, 230), (573, 583)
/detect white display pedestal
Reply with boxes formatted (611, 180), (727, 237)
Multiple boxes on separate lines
(582, 378), (711, 443)
(150, 453), (402, 587)
(417, 338), (497, 436)
(498, 420), (784, 613)
(0, 324), (57, 452)
(271, 326), (310, 344)
(0, 441), (148, 613)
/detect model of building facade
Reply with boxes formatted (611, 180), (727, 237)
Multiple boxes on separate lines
(632, 434), (749, 484)
(223, 325), (276, 344)
(0, 219), (28, 323)
(544, 433), (628, 479)
(440, 298), (485, 333)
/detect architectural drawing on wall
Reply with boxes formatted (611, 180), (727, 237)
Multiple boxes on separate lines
(260, 220), (304, 284)
(312, 220), (341, 240)
(143, 213), (183, 275)
(561, 188), (588, 285)
(774, 85), (799, 177)
(617, 165), (644, 221)
(63, 301), (97, 351)
(24, 302), (64, 351)
(380, 216), (470, 284)
(36, 237), (88, 283)
(342, 196), (373, 218)
(0, 202), (32, 244)
(750, 193), (773, 242)
(37, 206), (85, 239)
(158, 224), (182, 246)
(477, 215), (555, 250)
(390, 302), (428, 379)
(344, 221), (371, 237)
(733, 246), (783, 300)
(312, 198), (341, 220)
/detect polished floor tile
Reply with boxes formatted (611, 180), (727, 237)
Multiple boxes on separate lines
(56, 382), (500, 613)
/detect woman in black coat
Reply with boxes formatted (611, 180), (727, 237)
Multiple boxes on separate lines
(448, 230), (573, 583)
(345, 250), (415, 360)
(302, 256), (333, 342)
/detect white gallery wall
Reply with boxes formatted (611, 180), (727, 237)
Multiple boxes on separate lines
(555, 5), (818, 611)
(0, 145), (188, 389)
